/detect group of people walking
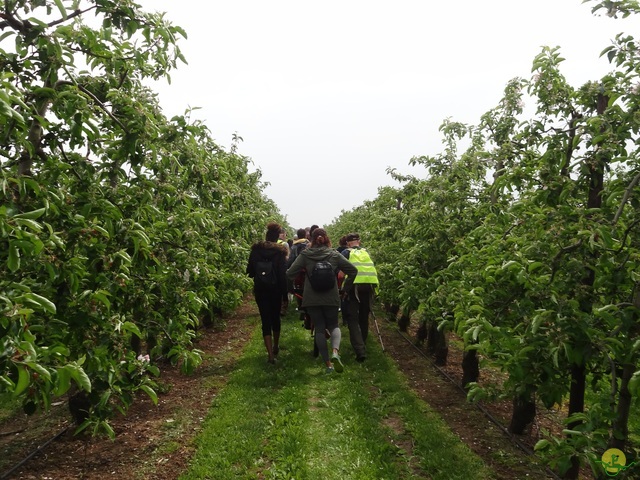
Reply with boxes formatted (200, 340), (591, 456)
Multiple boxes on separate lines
(246, 222), (378, 373)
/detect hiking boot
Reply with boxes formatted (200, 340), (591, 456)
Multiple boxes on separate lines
(331, 353), (344, 373)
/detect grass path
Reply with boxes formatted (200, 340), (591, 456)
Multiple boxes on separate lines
(179, 310), (496, 480)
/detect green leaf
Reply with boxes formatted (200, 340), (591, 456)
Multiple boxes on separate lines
(98, 390), (111, 408)
(14, 218), (43, 231)
(53, 0), (67, 19)
(139, 384), (158, 405)
(100, 421), (115, 439)
(13, 365), (30, 396)
(20, 293), (56, 314)
(69, 364), (92, 392)
(91, 225), (110, 238)
(92, 290), (111, 309)
(472, 325), (482, 341)
(534, 439), (550, 451)
(55, 367), (72, 396)
(531, 315), (543, 334)
(119, 321), (142, 338)
(13, 208), (46, 220)
(527, 262), (543, 273)
(25, 362), (51, 381)
(7, 244), (20, 272)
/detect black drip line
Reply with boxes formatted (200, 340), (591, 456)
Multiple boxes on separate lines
(393, 327), (563, 480)
(0, 426), (69, 480)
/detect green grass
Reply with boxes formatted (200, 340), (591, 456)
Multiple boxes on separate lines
(179, 311), (495, 480)
(0, 393), (21, 423)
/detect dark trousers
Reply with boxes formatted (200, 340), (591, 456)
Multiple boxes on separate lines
(255, 291), (281, 337)
(340, 296), (350, 325)
(306, 305), (341, 363)
(347, 284), (373, 358)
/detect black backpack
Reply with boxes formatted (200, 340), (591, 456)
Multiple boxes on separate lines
(255, 258), (277, 287)
(287, 241), (308, 268)
(307, 258), (336, 292)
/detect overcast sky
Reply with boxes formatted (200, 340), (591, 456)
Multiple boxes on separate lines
(137, 0), (637, 230)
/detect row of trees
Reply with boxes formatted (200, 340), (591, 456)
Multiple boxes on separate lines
(1, 1), (283, 435)
(328, 1), (639, 478)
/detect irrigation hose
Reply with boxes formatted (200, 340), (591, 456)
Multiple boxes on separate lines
(0, 426), (69, 480)
(392, 327), (563, 480)
(3, 323), (564, 480)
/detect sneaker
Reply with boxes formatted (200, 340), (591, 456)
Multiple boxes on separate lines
(325, 366), (335, 374)
(331, 353), (344, 373)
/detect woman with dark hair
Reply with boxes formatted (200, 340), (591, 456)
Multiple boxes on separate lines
(286, 228), (358, 374)
(246, 222), (289, 364)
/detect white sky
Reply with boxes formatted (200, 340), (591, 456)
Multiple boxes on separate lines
(137, 0), (637, 229)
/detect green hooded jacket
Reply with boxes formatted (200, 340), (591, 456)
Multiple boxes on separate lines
(286, 245), (358, 308)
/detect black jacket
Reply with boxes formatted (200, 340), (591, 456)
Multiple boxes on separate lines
(246, 241), (288, 296)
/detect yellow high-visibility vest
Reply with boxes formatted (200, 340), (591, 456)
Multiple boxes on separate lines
(348, 247), (379, 285)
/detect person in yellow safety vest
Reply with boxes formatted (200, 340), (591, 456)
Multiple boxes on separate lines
(341, 232), (379, 362)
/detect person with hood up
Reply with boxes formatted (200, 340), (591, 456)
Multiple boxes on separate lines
(286, 228), (358, 374)
(246, 222), (289, 364)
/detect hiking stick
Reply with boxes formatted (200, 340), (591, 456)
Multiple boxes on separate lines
(370, 310), (385, 353)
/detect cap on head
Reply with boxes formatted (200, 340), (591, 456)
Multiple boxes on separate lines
(346, 233), (360, 242)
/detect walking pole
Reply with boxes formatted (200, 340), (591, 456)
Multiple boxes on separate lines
(370, 310), (385, 353)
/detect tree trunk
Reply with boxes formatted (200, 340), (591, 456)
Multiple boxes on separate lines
(416, 320), (428, 347)
(609, 289), (640, 451)
(427, 321), (448, 366)
(130, 335), (141, 356)
(68, 388), (91, 426)
(563, 363), (587, 479)
(398, 309), (411, 332)
(509, 394), (536, 434)
(384, 303), (400, 322)
(424, 321), (435, 353)
(609, 363), (635, 451)
(461, 346), (479, 390)
(564, 91), (608, 480)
